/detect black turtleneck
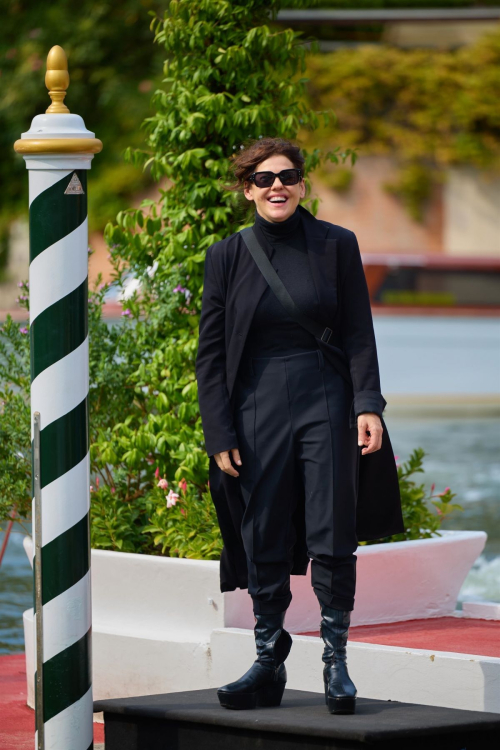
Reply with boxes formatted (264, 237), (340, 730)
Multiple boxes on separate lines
(239, 206), (320, 362)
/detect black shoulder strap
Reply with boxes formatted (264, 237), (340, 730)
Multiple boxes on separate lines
(239, 226), (333, 344)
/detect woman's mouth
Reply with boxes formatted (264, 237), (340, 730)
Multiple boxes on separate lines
(267, 196), (288, 204)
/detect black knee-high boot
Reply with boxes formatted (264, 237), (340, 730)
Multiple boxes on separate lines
(319, 602), (357, 714)
(217, 611), (292, 710)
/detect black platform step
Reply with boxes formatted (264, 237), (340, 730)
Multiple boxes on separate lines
(94, 688), (500, 750)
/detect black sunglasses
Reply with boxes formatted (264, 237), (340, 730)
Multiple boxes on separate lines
(248, 168), (302, 188)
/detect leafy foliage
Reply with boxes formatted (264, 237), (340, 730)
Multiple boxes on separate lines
(304, 25), (500, 220)
(86, 0), (354, 557)
(0, 306), (31, 534)
(0, 0), (164, 265)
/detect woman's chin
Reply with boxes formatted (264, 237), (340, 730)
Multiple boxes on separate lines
(261, 203), (296, 223)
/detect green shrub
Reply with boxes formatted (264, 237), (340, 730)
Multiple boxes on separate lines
(86, 0), (354, 557)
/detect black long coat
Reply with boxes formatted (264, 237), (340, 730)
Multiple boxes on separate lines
(196, 204), (404, 593)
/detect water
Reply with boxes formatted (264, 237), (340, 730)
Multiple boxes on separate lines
(385, 415), (500, 557)
(375, 315), (500, 395)
(0, 524), (32, 654)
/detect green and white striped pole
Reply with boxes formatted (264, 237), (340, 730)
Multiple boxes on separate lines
(14, 45), (102, 750)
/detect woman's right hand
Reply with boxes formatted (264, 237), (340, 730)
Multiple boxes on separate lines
(214, 448), (242, 477)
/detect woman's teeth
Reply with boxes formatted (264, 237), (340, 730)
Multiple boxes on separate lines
(269, 197), (287, 203)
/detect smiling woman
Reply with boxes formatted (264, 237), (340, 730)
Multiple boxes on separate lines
(228, 137), (306, 223)
(196, 136), (403, 714)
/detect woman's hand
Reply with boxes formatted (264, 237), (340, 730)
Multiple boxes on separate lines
(357, 413), (383, 455)
(214, 448), (242, 477)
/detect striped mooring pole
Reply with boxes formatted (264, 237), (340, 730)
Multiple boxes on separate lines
(14, 46), (102, 750)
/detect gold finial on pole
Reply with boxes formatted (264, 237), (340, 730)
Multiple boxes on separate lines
(14, 44), (103, 155)
(45, 45), (70, 114)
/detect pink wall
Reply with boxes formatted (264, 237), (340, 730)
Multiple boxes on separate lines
(313, 155), (444, 255)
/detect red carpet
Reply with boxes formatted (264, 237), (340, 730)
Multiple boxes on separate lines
(301, 616), (500, 657)
(0, 654), (104, 749)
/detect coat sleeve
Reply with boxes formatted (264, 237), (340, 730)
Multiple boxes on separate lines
(339, 229), (387, 422)
(195, 245), (239, 457)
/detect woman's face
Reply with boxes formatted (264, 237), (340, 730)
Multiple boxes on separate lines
(243, 154), (305, 223)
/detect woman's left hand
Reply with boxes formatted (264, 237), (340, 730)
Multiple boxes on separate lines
(357, 413), (383, 455)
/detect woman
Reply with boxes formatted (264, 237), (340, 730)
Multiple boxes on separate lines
(195, 138), (404, 714)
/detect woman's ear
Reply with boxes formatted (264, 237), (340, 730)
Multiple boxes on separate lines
(243, 182), (255, 202)
(299, 179), (306, 198)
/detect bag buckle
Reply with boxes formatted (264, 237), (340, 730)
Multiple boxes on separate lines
(321, 327), (333, 343)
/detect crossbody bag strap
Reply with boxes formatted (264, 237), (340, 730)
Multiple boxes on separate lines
(239, 226), (333, 344)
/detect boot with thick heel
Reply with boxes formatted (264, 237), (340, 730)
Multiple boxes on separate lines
(217, 611), (292, 710)
(319, 602), (357, 715)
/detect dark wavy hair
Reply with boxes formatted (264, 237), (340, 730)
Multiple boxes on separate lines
(226, 137), (305, 192)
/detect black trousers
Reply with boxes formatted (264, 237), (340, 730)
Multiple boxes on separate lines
(233, 348), (359, 616)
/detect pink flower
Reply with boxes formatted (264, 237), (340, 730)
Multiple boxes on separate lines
(19, 327), (28, 335)
(178, 478), (187, 492)
(430, 483), (436, 493)
(95, 476), (100, 488)
(155, 467), (160, 479)
(437, 487), (450, 497)
(157, 478), (168, 490)
(166, 490), (180, 508)
(111, 487), (116, 494)
(121, 309), (132, 317)
(394, 455), (399, 461)
(436, 508), (443, 515)
(90, 485), (94, 493)
(17, 282), (23, 288)
(180, 508), (186, 517)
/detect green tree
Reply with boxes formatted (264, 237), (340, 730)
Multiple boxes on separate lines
(89, 0), (353, 555)
(0, 0), (164, 278)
